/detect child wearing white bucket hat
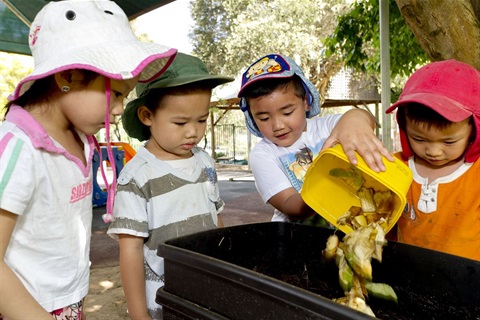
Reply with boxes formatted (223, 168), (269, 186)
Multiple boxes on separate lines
(238, 53), (393, 224)
(0, 1), (176, 319)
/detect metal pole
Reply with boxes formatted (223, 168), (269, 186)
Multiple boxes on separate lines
(380, 0), (392, 150)
(232, 124), (236, 161)
(210, 112), (216, 159)
(247, 130), (252, 169)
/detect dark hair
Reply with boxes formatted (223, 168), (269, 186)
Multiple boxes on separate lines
(242, 75), (306, 104)
(4, 70), (99, 116)
(397, 103), (474, 131)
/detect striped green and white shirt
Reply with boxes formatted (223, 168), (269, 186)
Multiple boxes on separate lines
(107, 146), (223, 318)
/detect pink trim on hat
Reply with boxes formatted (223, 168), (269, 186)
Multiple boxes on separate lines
(137, 50), (177, 83)
(11, 50), (177, 100)
(11, 65), (124, 101)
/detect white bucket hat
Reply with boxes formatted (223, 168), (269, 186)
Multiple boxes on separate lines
(10, 0), (177, 100)
(8, 0), (177, 222)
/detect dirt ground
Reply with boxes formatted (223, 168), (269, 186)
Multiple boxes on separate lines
(84, 172), (273, 319)
(85, 265), (129, 319)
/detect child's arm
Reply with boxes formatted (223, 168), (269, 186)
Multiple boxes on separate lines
(0, 209), (53, 319)
(118, 234), (152, 320)
(268, 187), (316, 219)
(322, 109), (394, 172)
(217, 214), (224, 228)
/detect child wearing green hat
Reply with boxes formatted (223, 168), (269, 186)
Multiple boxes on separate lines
(107, 53), (233, 319)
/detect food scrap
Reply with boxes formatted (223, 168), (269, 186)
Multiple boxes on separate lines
(323, 166), (398, 317)
(323, 224), (397, 317)
(329, 166), (396, 231)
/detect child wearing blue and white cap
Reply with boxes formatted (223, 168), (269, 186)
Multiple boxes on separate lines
(0, 1), (176, 319)
(238, 54), (393, 223)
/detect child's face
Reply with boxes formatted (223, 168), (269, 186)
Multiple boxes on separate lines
(249, 85), (309, 147)
(405, 117), (473, 167)
(140, 89), (211, 160)
(61, 73), (138, 135)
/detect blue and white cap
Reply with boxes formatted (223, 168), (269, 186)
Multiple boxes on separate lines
(237, 54), (321, 137)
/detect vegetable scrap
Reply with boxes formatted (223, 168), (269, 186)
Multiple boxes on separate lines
(329, 166), (396, 232)
(322, 166), (398, 317)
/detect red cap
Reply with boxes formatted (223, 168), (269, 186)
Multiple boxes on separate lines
(387, 60), (480, 162)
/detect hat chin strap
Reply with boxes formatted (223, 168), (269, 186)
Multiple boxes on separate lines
(95, 77), (117, 223)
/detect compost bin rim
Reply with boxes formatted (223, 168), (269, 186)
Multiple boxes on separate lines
(156, 287), (230, 320)
(158, 225), (376, 320)
(158, 222), (480, 320)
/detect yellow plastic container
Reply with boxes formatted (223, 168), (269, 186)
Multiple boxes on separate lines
(301, 144), (413, 234)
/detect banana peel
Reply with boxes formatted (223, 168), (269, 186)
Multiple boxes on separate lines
(372, 225), (387, 263)
(358, 187), (376, 213)
(334, 295), (376, 318)
(324, 165), (398, 314)
(335, 276), (376, 317)
(323, 234), (339, 261)
(374, 190), (395, 214)
(330, 165), (396, 233)
(342, 224), (379, 280)
(323, 222), (394, 317)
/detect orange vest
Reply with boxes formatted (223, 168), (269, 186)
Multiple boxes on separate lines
(394, 153), (480, 261)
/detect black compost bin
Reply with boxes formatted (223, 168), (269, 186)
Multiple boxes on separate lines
(156, 222), (480, 320)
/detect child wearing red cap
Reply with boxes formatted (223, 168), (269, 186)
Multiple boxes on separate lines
(387, 60), (480, 261)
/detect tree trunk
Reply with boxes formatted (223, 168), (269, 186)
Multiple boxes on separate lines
(395, 0), (480, 70)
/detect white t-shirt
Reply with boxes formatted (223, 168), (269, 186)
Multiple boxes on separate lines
(107, 146), (223, 319)
(250, 115), (341, 221)
(0, 105), (93, 311)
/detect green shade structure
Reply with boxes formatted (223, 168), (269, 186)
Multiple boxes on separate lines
(0, 0), (175, 55)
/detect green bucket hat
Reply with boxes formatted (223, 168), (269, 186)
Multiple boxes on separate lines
(123, 52), (234, 141)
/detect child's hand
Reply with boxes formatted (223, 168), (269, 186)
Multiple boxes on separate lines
(322, 109), (394, 172)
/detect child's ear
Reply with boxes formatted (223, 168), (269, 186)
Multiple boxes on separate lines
(54, 70), (84, 90)
(54, 71), (72, 90)
(303, 95), (311, 112)
(137, 106), (153, 126)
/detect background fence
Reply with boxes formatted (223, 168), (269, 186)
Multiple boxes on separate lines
(199, 124), (261, 164)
